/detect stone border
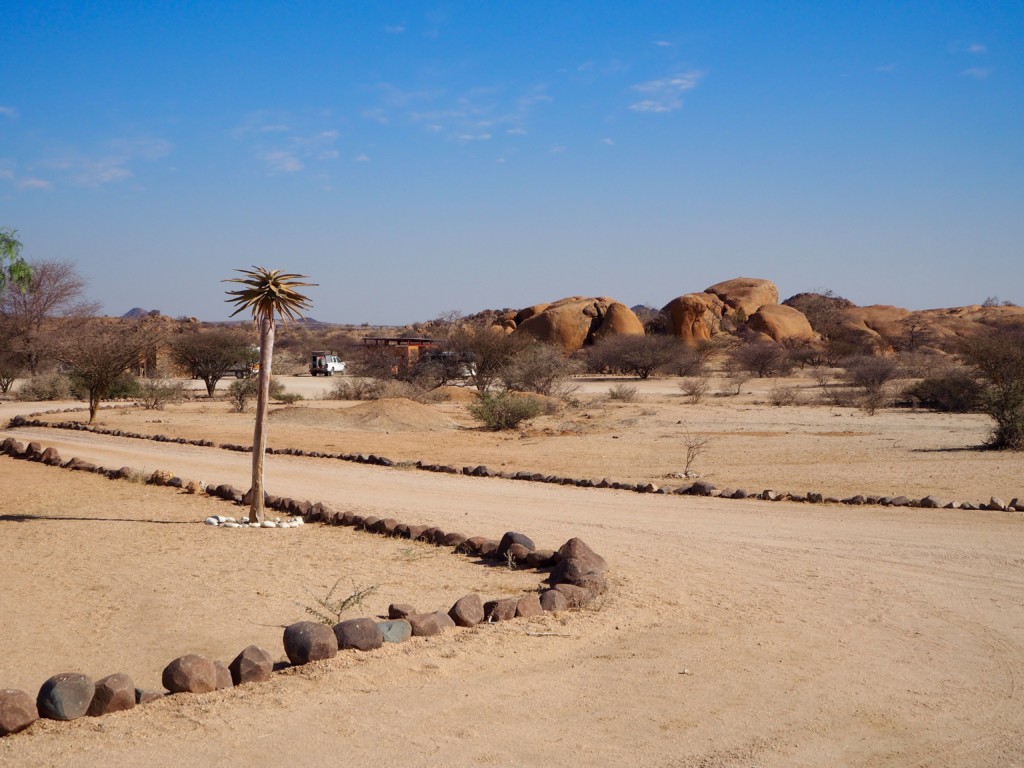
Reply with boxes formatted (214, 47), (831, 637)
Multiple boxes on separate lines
(7, 414), (1023, 513)
(0, 436), (608, 738)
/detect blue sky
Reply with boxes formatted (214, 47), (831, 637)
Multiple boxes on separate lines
(2, 2), (1022, 323)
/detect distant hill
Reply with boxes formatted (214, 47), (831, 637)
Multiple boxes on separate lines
(122, 307), (160, 318)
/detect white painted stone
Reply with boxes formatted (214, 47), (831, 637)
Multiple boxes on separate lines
(204, 517), (220, 526)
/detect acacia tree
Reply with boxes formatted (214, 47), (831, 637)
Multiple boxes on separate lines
(589, 334), (684, 379)
(171, 327), (254, 397)
(0, 228), (32, 295)
(224, 267), (314, 524)
(58, 319), (163, 422)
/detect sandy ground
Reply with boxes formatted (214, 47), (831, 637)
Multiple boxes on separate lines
(1, 378), (1023, 767)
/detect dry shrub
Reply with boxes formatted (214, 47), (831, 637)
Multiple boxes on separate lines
(678, 376), (710, 404)
(607, 383), (639, 402)
(767, 383), (802, 407)
(14, 373), (73, 401)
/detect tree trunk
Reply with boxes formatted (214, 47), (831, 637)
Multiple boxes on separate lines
(204, 376), (217, 398)
(88, 391), (99, 424)
(248, 317), (274, 524)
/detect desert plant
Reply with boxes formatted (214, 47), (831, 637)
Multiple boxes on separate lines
(58, 319), (163, 422)
(295, 579), (378, 625)
(171, 327), (255, 398)
(501, 341), (580, 396)
(681, 427), (712, 476)
(136, 377), (185, 410)
(14, 372), (73, 401)
(468, 391), (544, 430)
(227, 377), (258, 412)
(958, 326), (1024, 449)
(224, 266), (315, 524)
(728, 341), (794, 378)
(842, 355), (902, 414)
(678, 375), (710, 404)
(607, 383), (639, 402)
(903, 372), (982, 413)
(767, 383), (802, 407)
(589, 334), (685, 379)
(447, 325), (527, 392)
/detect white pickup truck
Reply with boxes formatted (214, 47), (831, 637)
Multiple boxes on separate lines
(309, 351), (346, 376)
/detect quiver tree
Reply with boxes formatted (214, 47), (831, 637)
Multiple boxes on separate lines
(224, 267), (315, 524)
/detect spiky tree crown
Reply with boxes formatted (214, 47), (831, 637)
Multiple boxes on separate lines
(223, 266), (316, 324)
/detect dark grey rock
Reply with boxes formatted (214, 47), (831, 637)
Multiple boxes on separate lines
(282, 622), (338, 665)
(333, 618), (385, 651)
(37, 673), (95, 721)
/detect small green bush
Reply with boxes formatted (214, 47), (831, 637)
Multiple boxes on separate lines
(904, 374), (981, 413)
(137, 378), (185, 410)
(468, 391), (544, 430)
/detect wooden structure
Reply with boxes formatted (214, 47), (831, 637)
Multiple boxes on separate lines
(361, 337), (440, 372)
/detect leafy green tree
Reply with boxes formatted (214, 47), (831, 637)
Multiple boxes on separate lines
(224, 267), (315, 524)
(0, 228), (32, 295)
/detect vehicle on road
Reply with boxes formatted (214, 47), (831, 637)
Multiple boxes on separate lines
(310, 351), (346, 376)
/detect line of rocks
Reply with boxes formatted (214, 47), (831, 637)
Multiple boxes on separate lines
(9, 415), (1023, 513)
(0, 435), (611, 739)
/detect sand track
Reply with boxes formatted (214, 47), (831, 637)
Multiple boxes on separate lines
(2, 404), (1024, 766)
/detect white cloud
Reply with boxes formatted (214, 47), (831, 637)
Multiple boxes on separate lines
(961, 67), (991, 79)
(18, 178), (52, 190)
(457, 133), (491, 141)
(262, 150), (303, 173)
(875, 63), (896, 73)
(654, 40), (673, 47)
(966, 43), (987, 55)
(601, 138), (615, 146)
(353, 153), (370, 162)
(384, 25), (405, 34)
(318, 150), (340, 160)
(629, 71), (705, 113)
(507, 127), (527, 136)
(0, 106), (19, 120)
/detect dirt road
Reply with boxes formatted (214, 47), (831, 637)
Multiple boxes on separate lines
(2, 418), (1023, 767)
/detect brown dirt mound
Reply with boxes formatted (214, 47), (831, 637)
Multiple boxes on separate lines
(270, 398), (457, 432)
(433, 385), (479, 403)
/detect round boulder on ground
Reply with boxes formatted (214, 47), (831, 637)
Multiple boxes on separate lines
(540, 589), (569, 612)
(378, 619), (413, 643)
(162, 654), (218, 694)
(334, 618), (385, 652)
(449, 594), (485, 627)
(283, 622), (339, 665)
(229, 645), (275, 686)
(0, 689), (38, 736)
(407, 612), (446, 637)
(37, 673), (95, 721)
(86, 673), (135, 716)
(497, 532), (536, 559)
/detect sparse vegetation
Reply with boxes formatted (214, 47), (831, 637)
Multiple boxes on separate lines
(958, 326), (1024, 449)
(14, 372), (73, 401)
(607, 383), (639, 402)
(589, 334), (685, 379)
(295, 579), (378, 625)
(468, 390), (544, 430)
(678, 375), (710, 404)
(681, 427), (712, 476)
